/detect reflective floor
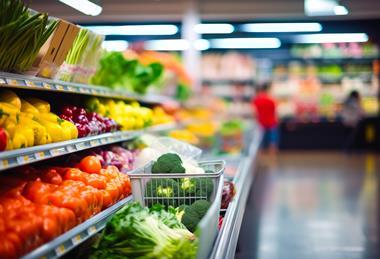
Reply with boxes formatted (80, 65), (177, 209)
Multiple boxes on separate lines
(236, 152), (380, 259)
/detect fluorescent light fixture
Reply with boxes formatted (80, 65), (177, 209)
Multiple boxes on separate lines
(242, 23), (322, 32)
(294, 33), (368, 43)
(85, 25), (178, 36)
(194, 23), (234, 34)
(102, 40), (128, 51)
(144, 39), (210, 51)
(59, 0), (102, 16)
(305, 0), (336, 16)
(210, 38), (281, 49)
(194, 39), (210, 50)
(145, 39), (189, 51)
(334, 5), (349, 15)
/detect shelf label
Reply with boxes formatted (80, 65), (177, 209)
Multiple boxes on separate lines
(55, 245), (66, 256)
(6, 79), (19, 86)
(34, 152), (45, 159)
(71, 235), (82, 245)
(90, 140), (98, 146)
(0, 78), (6, 84)
(25, 80), (37, 87)
(66, 145), (76, 152)
(67, 86), (75, 92)
(55, 84), (65, 90)
(42, 83), (52, 89)
(0, 159), (9, 169)
(50, 148), (66, 156)
(99, 138), (107, 144)
(16, 155), (29, 164)
(87, 226), (97, 235)
(75, 142), (87, 150)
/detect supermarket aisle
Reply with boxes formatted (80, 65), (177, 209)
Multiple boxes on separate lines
(236, 152), (380, 259)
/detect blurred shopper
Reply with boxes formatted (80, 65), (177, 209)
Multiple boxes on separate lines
(251, 82), (279, 154)
(342, 90), (364, 150)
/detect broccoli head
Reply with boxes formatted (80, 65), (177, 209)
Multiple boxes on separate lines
(151, 153), (184, 174)
(145, 178), (179, 207)
(180, 206), (201, 232)
(191, 200), (211, 218)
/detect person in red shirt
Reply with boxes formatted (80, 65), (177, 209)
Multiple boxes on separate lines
(251, 82), (279, 154)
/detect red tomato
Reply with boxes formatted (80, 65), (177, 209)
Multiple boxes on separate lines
(63, 168), (88, 183)
(40, 169), (63, 185)
(78, 156), (101, 174)
(86, 174), (107, 189)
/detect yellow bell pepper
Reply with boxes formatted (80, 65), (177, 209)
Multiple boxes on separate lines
(0, 90), (21, 110)
(61, 120), (78, 139)
(21, 99), (39, 115)
(35, 118), (65, 143)
(25, 97), (50, 113)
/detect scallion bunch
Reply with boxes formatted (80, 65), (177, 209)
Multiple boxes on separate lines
(0, 0), (57, 72)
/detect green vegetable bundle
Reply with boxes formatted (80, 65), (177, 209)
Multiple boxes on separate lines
(91, 51), (164, 95)
(90, 202), (197, 259)
(0, 0), (57, 72)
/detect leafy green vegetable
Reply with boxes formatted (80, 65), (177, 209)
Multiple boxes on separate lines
(91, 51), (164, 94)
(90, 202), (197, 259)
(220, 119), (244, 136)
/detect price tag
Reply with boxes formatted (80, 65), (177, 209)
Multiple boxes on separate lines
(75, 142), (87, 150)
(50, 148), (65, 156)
(87, 226), (97, 235)
(55, 84), (65, 90)
(71, 235), (82, 245)
(90, 140), (98, 146)
(16, 155), (29, 164)
(25, 80), (37, 87)
(34, 152), (45, 159)
(43, 83), (52, 89)
(67, 86), (75, 92)
(99, 138), (107, 144)
(66, 145), (76, 152)
(0, 159), (9, 169)
(55, 245), (65, 256)
(6, 79), (19, 86)
(0, 78), (6, 84)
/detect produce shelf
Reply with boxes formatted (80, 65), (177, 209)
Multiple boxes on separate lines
(22, 196), (133, 259)
(0, 72), (178, 105)
(0, 123), (176, 171)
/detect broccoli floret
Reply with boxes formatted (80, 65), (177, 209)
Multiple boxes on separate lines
(152, 153), (184, 174)
(190, 200), (211, 218)
(145, 178), (179, 207)
(170, 164), (186, 174)
(180, 206), (201, 232)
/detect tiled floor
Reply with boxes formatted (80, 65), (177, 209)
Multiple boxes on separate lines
(236, 152), (380, 259)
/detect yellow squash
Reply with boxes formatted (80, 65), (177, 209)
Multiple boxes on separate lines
(25, 97), (50, 113)
(21, 99), (39, 115)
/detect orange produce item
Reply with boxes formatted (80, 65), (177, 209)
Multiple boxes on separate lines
(78, 156), (101, 174)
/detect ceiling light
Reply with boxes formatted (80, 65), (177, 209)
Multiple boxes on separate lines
(145, 39), (190, 51)
(194, 24), (234, 34)
(210, 38), (281, 49)
(59, 0), (102, 16)
(294, 33), (368, 43)
(144, 39), (210, 51)
(102, 40), (128, 51)
(242, 23), (322, 32)
(194, 39), (210, 50)
(85, 25), (178, 36)
(334, 5), (349, 15)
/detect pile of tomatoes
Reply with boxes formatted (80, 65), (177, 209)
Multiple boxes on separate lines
(0, 156), (131, 258)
